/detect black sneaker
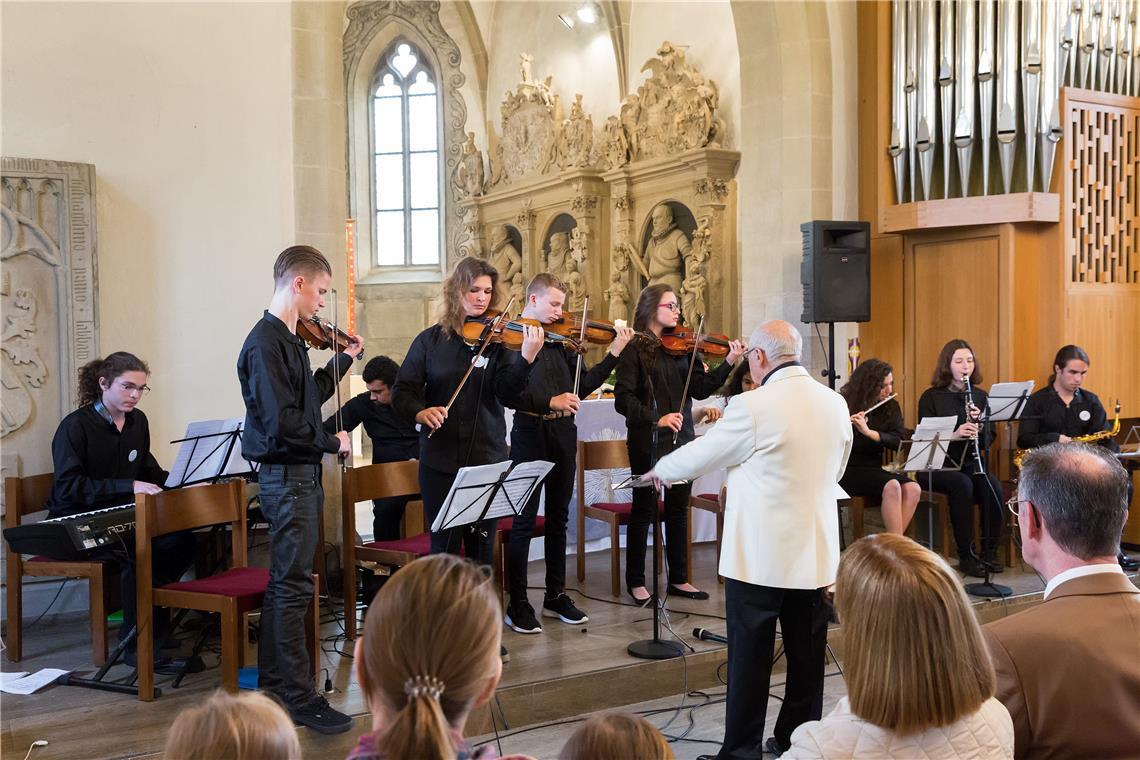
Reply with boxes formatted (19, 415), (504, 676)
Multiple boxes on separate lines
(289, 695), (354, 735)
(505, 600), (543, 634)
(542, 593), (589, 624)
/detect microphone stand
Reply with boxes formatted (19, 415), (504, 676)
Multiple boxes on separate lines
(628, 375), (684, 661)
(961, 376), (1012, 599)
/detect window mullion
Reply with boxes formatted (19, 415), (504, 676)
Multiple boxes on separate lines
(402, 86), (413, 267)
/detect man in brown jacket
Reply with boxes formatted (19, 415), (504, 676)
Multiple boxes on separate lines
(984, 442), (1140, 759)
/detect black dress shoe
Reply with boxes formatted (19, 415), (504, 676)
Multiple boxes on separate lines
(765, 736), (787, 756)
(627, 587), (653, 606)
(667, 584), (710, 600)
(957, 557), (987, 578)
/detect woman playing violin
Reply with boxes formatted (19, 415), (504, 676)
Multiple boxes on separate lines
(615, 284), (746, 603)
(391, 256), (543, 562)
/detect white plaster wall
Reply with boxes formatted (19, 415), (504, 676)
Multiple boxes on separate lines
(2, 1), (296, 458)
(484, 1), (620, 126)
(627, 0), (741, 147)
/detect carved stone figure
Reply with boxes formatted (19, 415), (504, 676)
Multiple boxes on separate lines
(566, 266), (587, 312)
(498, 65), (559, 181)
(546, 231), (571, 278)
(602, 115), (629, 169)
(681, 217), (712, 322)
(520, 52), (534, 84)
(643, 204), (689, 293)
(487, 225), (522, 304)
(569, 226), (589, 273)
(509, 271), (526, 311)
(454, 132), (485, 198)
(558, 94), (594, 169)
(604, 270), (631, 322)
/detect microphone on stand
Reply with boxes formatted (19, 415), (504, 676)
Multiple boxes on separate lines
(693, 627), (728, 645)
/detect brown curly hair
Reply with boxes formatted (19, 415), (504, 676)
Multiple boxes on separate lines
(840, 359), (893, 414)
(77, 352), (149, 407)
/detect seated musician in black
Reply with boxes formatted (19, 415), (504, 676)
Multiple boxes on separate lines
(46, 351), (196, 669)
(1016, 344), (1137, 570)
(323, 355), (419, 541)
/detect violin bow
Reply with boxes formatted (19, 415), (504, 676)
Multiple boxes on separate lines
(427, 297), (516, 439)
(572, 295), (590, 398)
(331, 288), (348, 471)
(673, 315), (705, 445)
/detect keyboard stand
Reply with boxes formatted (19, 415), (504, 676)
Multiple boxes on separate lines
(58, 625), (152, 697)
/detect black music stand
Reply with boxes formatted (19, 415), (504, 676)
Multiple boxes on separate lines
(896, 429), (964, 554)
(431, 460), (554, 549)
(167, 418), (255, 487)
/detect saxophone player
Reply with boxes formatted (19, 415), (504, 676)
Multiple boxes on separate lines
(1017, 345), (1137, 570)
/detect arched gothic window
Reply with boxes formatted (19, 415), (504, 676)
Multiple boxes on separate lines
(371, 41), (440, 267)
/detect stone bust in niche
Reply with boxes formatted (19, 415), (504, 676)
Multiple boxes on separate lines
(487, 224), (521, 305)
(643, 204), (689, 293)
(546, 231), (571, 279)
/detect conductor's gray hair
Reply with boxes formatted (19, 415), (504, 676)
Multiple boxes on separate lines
(748, 320), (803, 361)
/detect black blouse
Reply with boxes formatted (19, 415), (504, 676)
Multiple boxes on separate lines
(917, 385), (994, 474)
(846, 398), (906, 468)
(1016, 386), (1117, 452)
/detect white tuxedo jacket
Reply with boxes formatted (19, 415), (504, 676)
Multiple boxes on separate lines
(655, 364), (852, 589)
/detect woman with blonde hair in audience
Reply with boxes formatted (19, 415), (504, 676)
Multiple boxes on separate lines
(559, 712), (674, 760)
(164, 690), (301, 760)
(784, 534), (1013, 759)
(349, 553), (530, 760)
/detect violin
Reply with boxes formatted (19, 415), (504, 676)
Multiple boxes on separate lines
(296, 315), (363, 359)
(556, 312), (620, 346)
(657, 327), (733, 357)
(461, 314), (586, 355)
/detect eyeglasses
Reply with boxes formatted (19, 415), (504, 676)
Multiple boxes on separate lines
(1005, 494), (1028, 517)
(115, 381), (151, 396)
(657, 303), (681, 312)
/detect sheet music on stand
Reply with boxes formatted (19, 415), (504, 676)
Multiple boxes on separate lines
(901, 416), (960, 472)
(985, 380), (1035, 422)
(165, 418), (254, 488)
(431, 460), (554, 533)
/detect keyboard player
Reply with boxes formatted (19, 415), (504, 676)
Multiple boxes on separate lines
(46, 351), (195, 670)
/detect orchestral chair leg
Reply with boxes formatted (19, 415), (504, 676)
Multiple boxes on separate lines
(6, 555), (23, 663)
(686, 509), (694, 586)
(137, 604), (155, 702)
(610, 519), (621, 598)
(89, 571), (107, 667)
(221, 599), (238, 693)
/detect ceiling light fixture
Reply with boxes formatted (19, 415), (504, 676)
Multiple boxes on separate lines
(576, 3), (597, 24)
(557, 12), (575, 29)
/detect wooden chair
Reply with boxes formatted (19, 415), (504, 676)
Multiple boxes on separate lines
(341, 460), (422, 639)
(687, 488), (725, 584)
(492, 515), (546, 599)
(4, 474), (115, 666)
(837, 496), (867, 549)
(134, 479), (319, 701)
(575, 440), (661, 597)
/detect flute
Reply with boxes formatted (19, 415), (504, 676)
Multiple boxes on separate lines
(861, 393), (897, 415)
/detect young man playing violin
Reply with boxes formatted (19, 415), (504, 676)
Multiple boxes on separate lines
(501, 273), (635, 633)
(237, 245), (363, 734)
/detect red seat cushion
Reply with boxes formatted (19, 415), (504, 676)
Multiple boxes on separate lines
(496, 516), (546, 536)
(362, 533), (431, 555)
(695, 493), (719, 502)
(587, 501), (664, 517)
(160, 566), (269, 608)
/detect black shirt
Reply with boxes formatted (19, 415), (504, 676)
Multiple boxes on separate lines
(505, 343), (619, 427)
(237, 311), (351, 465)
(323, 393), (419, 464)
(846, 398), (906, 468)
(917, 385), (995, 474)
(391, 324), (534, 474)
(1016, 386), (1117, 451)
(614, 340), (735, 456)
(47, 405), (168, 518)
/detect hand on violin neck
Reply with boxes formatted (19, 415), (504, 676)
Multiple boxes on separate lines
(342, 334), (364, 359)
(550, 392), (581, 414)
(726, 339), (747, 365)
(609, 326), (635, 357)
(520, 324), (544, 363)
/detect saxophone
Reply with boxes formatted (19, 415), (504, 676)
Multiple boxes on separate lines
(1014, 399), (1121, 468)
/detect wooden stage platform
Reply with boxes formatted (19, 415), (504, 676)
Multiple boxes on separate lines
(0, 543), (1078, 760)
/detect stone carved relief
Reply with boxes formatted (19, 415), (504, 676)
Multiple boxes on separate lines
(453, 132), (485, 199)
(608, 41), (728, 168)
(566, 226), (589, 311)
(606, 238), (634, 322)
(1, 158), (99, 476)
(456, 205), (483, 259)
(558, 94), (594, 170)
(694, 177), (729, 201)
(492, 53), (561, 184)
(642, 203), (691, 293)
(680, 216), (712, 323)
(344, 1), (469, 261)
(487, 224), (522, 305)
(546, 231), (572, 279)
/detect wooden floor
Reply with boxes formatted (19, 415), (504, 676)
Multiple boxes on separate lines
(0, 541), (1070, 760)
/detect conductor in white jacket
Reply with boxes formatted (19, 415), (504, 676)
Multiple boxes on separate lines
(645, 320), (853, 759)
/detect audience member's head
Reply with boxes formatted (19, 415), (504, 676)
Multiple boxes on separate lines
(1015, 442), (1129, 574)
(722, 360), (758, 397)
(836, 534), (995, 734)
(354, 554), (502, 760)
(746, 320), (802, 384)
(164, 690), (301, 760)
(559, 712), (674, 760)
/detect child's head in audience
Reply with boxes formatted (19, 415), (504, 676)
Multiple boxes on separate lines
(837, 533), (995, 733)
(355, 554), (502, 760)
(559, 712), (674, 760)
(164, 690), (301, 760)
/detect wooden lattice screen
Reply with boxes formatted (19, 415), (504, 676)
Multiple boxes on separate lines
(1062, 89), (1139, 285)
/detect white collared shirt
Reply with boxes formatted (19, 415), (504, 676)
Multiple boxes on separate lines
(1043, 563), (1125, 600)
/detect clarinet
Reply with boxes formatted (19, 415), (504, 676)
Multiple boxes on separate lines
(962, 374), (986, 473)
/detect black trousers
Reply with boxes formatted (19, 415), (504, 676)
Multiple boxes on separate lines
(506, 420), (577, 605)
(370, 496), (410, 542)
(419, 463), (493, 564)
(626, 445), (691, 588)
(924, 469), (1004, 559)
(91, 531), (197, 654)
(720, 579), (829, 760)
